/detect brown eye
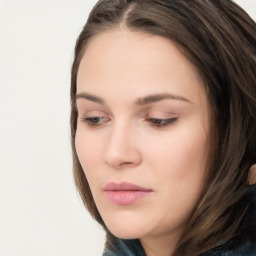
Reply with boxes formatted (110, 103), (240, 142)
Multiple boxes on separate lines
(146, 118), (178, 128)
(80, 116), (109, 127)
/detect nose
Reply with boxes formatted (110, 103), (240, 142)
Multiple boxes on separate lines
(103, 122), (142, 169)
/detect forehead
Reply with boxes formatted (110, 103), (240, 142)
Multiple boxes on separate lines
(76, 29), (205, 104)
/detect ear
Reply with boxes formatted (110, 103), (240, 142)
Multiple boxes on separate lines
(248, 164), (256, 185)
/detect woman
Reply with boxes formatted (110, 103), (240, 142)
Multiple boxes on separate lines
(70, 0), (256, 255)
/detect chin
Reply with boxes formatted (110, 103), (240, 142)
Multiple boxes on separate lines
(104, 219), (148, 240)
(109, 228), (143, 240)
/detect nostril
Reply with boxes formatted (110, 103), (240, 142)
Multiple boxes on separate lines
(119, 162), (133, 166)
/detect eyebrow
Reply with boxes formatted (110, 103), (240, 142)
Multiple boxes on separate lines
(76, 93), (104, 104)
(135, 93), (192, 105)
(75, 92), (192, 105)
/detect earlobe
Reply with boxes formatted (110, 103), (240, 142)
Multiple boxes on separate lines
(248, 164), (256, 185)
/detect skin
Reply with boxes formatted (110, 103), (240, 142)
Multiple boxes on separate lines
(75, 29), (211, 256)
(249, 164), (256, 185)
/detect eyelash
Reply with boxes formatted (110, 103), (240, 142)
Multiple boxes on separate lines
(147, 117), (177, 128)
(79, 116), (177, 128)
(80, 117), (108, 126)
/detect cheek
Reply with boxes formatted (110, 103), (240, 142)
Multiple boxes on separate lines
(75, 127), (103, 182)
(142, 122), (209, 192)
(142, 125), (208, 226)
(148, 128), (207, 168)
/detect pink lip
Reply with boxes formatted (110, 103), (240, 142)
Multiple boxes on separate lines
(104, 182), (152, 205)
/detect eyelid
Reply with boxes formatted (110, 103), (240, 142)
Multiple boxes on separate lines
(78, 110), (109, 118)
(146, 111), (177, 118)
(145, 117), (178, 128)
(79, 116), (111, 127)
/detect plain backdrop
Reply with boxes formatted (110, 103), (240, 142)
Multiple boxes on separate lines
(0, 1), (255, 255)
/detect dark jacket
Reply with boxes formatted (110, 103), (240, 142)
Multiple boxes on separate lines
(103, 184), (256, 256)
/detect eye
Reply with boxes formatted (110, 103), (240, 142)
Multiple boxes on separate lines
(146, 117), (177, 128)
(79, 116), (110, 127)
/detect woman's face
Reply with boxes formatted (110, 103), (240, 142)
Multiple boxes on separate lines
(75, 30), (211, 243)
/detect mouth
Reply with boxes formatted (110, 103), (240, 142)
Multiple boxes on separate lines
(103, 182), (153, 205)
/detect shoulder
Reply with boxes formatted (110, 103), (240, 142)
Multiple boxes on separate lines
(202, 184), (256, 256)
(201, 241), (256, 256)
(102, 236), (145, 256)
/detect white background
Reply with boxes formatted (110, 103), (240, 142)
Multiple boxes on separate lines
(0, 1), (255, 255)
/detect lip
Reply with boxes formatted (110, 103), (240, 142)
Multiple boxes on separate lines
(104, 182), (152, 205)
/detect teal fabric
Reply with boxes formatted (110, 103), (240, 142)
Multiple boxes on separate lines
(200, 241), (256, 256)
(102, 239), (256, 256)
(103, 238), (145, 256)
(102, 185), (256, 256)
(102, 240), (255, 256)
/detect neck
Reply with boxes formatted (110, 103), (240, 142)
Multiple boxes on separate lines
(140, 231), (182, 256)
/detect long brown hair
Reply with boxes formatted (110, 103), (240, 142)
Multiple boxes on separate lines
(70, 0), (256, 255)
